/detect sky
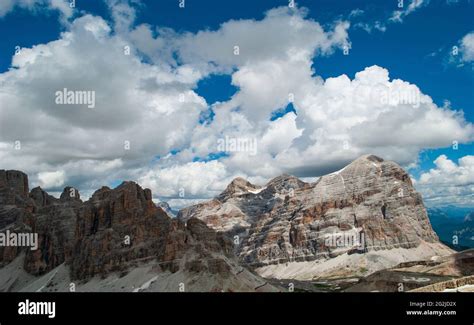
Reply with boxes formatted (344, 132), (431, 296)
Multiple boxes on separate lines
(0, 0), (473, 208)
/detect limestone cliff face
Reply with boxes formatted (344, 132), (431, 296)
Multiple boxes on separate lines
(0, 175), (83, 275)
(23, 186), (81, 275)
(0, 170), (30, 205)
(0, 171), (275, 292)
(68, 181), (238, 280)
(70, 181), (170, 279)
(0, 170), (36, 266)
(178, 155), (446, 269)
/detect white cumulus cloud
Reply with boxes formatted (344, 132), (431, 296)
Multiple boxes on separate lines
(0, 14), (206, 192)
(0, 4), (472, 210)
(38, 170), (65, 189)
(460, 31), (474, 63)
(416, 155), (474, 206)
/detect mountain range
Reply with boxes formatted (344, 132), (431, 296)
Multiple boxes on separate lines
(0, 170), (277, 292)
(427, 206), (473, 250)
(0, 155), (471, 292)
(179, 155), (452, 280)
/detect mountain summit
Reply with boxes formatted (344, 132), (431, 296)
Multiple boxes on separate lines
(0, 171), (277, 292)
(178, 155), (453, 280)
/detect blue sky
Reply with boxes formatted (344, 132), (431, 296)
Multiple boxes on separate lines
(0, 0), (472, 207)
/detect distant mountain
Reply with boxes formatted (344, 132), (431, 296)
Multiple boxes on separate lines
(0, 170), (278, 292)
(179, 155), (453, 280)
(157, 201), (178, 218)
(428, 206), (474, 250)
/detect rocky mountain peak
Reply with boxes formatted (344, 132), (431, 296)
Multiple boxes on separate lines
(60, 186), (81, 202)
(178, 155), (450, 279)
(157, 201), (176, 217)
(0, 170), (29, 197)
(218, 177), (261, 200)
(91, 186), (112, 200)
(116, 181), (153, 201)
(363, 154), (384, 163)
(332, 154), (412, 186)
(1, 171), (279, 292)
(0, 170), (30, 205)
(30, 186), (58, 208)
(342, 154), (385, 171)
(265, 173), (307, 193)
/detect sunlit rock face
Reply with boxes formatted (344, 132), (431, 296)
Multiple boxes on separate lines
(179, 155), (445, 269)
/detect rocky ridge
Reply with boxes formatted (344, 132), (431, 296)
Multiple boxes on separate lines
(0, 170), (277, 292)
(178, 155), (453, 279)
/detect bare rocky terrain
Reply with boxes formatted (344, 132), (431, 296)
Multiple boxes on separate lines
(179, 155), (453, 280)
(0, 170), (278, 292)
(0, 155), (469, 292)
(267, 249), (474, 292)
